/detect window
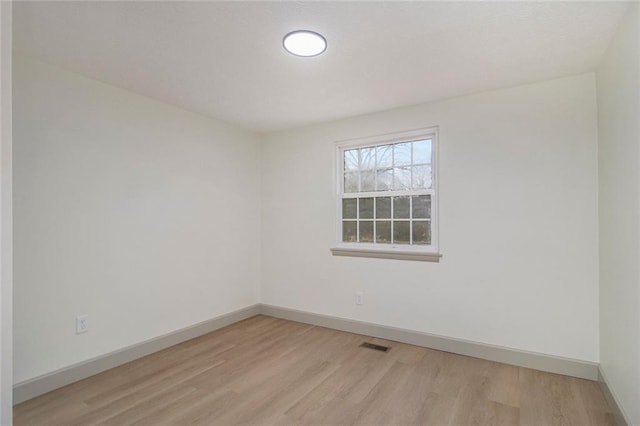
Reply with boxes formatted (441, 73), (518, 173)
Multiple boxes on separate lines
(331, 128), (440, 262)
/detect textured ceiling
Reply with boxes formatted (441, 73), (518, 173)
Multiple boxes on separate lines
(13, 1), (630, 133)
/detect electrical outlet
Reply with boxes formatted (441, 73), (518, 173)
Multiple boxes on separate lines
(76, 315), (89, 334)
(355, 291), (364, 305)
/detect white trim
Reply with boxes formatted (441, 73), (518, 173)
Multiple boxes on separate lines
(0, 2), (13, 423)
(341, 189), (433, 198)
(331, 246), (442, 262)
(598, 368), (630, 426)
(335, 127), (440, 149)
(334, 127), (440, 258)
(15, 303), (602, 405)
(13, 304), (261, 404)
(262, 304), (599, 381)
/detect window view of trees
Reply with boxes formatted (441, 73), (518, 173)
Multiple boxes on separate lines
(341, 139), (433, 246)
(344, 139), (432, 193)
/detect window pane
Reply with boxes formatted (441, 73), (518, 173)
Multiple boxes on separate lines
(360, 221), (374, 242)
(393, 196), (410, 219)
(393, 221), (410, 244)
(360, 147), (375, 170)
(376, 168), (392, 191)
(342, 221), (357, 242)
(412, 195), (430, 219)
(376, 221), (391, 243)
(361, 170), (375, 192)
(376, 197), (391, 219)
(413, 139), (432, 164)
(339, 134), (436, 249)
(344, 171), (358, 193)
(394, 142), (412, 166)
(393, 167), (411, 190)
(359, 198), (374, 219)
(412, 221), (431, 245)
(412, 165), (432, 189)
(342, 199), (357, 219)
(376, 145), (392, 168)
(344, 149), (359, 171)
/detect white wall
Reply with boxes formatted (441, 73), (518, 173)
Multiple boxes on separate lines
(597, 3), (640, 424)
(0, 1), (12, 423)
(13, 55), (261, 384)
(262, 74), (600, 362)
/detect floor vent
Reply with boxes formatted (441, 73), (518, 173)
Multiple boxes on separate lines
(360, 342), (390, 352)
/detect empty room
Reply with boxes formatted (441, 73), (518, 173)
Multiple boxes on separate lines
(0, 0), (638, 425)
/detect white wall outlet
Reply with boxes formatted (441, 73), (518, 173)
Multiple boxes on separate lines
(355, 291), (364, 305)
(76, 315), (89, 334)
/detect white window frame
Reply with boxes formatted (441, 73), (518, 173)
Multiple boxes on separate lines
(331, 127), (441, 262)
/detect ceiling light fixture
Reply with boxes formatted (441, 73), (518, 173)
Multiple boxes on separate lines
(283, 30), (327, 57)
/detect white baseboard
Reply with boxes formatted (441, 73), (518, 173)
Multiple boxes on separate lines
(13, 304), (261, 404)
(15, 302), (601, 405)
(261, 304), (599, 381)
(598, 368), (630, 426)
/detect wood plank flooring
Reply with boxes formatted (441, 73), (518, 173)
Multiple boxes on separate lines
(14, 315), (614, 425)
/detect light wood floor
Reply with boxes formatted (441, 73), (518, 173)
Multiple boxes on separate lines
(15, 315), (614, 425)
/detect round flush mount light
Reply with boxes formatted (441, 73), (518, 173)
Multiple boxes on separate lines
(283, 30), (327, 57)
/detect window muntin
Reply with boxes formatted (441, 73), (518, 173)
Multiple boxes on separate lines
(343, 138), (433, 194)
(336, 129), (438, 253)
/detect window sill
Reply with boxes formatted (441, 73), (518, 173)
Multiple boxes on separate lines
(330, 246), (442, 262)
